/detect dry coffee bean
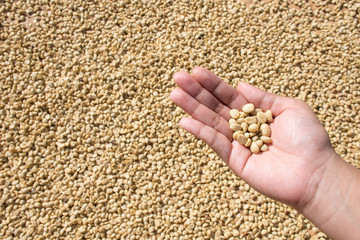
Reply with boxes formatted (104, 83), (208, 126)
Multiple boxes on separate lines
(241, 122), (248, 132)
(261, 136), (272, 144)
(237, 118), (245, 124)
(237, 134), (248, 145)
(248, 124), (259, 133)
(250, 108), (262, 116)
(260, 144), (269, 152)
(239, 112), (246, 118)
(245, 117), (257, 125)
(242, 103), (255, 113)
(245, 138), (252, 147)
(229, 119), (237, 125)
(260, 123), (271, 137)
(257, 112), (267, 124)
(256, 140), (263, 147)
(230, 109), (240, 119)
(265, 110), (273, 123)
(249, 132), (256, 137)
(250, 142), (260, 153)
(233, 131), (243, 140)
(230, 123), (242, 132)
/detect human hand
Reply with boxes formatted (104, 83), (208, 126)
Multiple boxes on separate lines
(170, 67), (335, 210)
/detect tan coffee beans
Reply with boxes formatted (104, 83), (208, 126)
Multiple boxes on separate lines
(248, 124), (259, 133)
(250, 142), (260, 154)
(230, 123), (242, 132)
(229, 104), (273, 153)
(242, 103), (255, 113)
(229, 109), (241, 119)
(260, 124), (271, 137)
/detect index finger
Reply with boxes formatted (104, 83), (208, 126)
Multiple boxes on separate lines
(192, 67), (247, 109)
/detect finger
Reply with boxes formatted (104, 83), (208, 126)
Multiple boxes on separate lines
(236, 83), (290, 116)
(192, 67), (247, 109)
(170, 88), (232, 139)
(173, 71), (231, 119)
(179, 117), (232, 162)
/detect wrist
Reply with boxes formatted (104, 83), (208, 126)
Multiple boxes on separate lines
(298, 152), (360, 239)
(296, 150), (341, 212)
(292, 149), (339, 213)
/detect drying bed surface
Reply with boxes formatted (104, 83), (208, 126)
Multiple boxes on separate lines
(0, 0), (359, 239)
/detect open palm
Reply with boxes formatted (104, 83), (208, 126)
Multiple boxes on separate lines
(170, 67), (335, 209)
